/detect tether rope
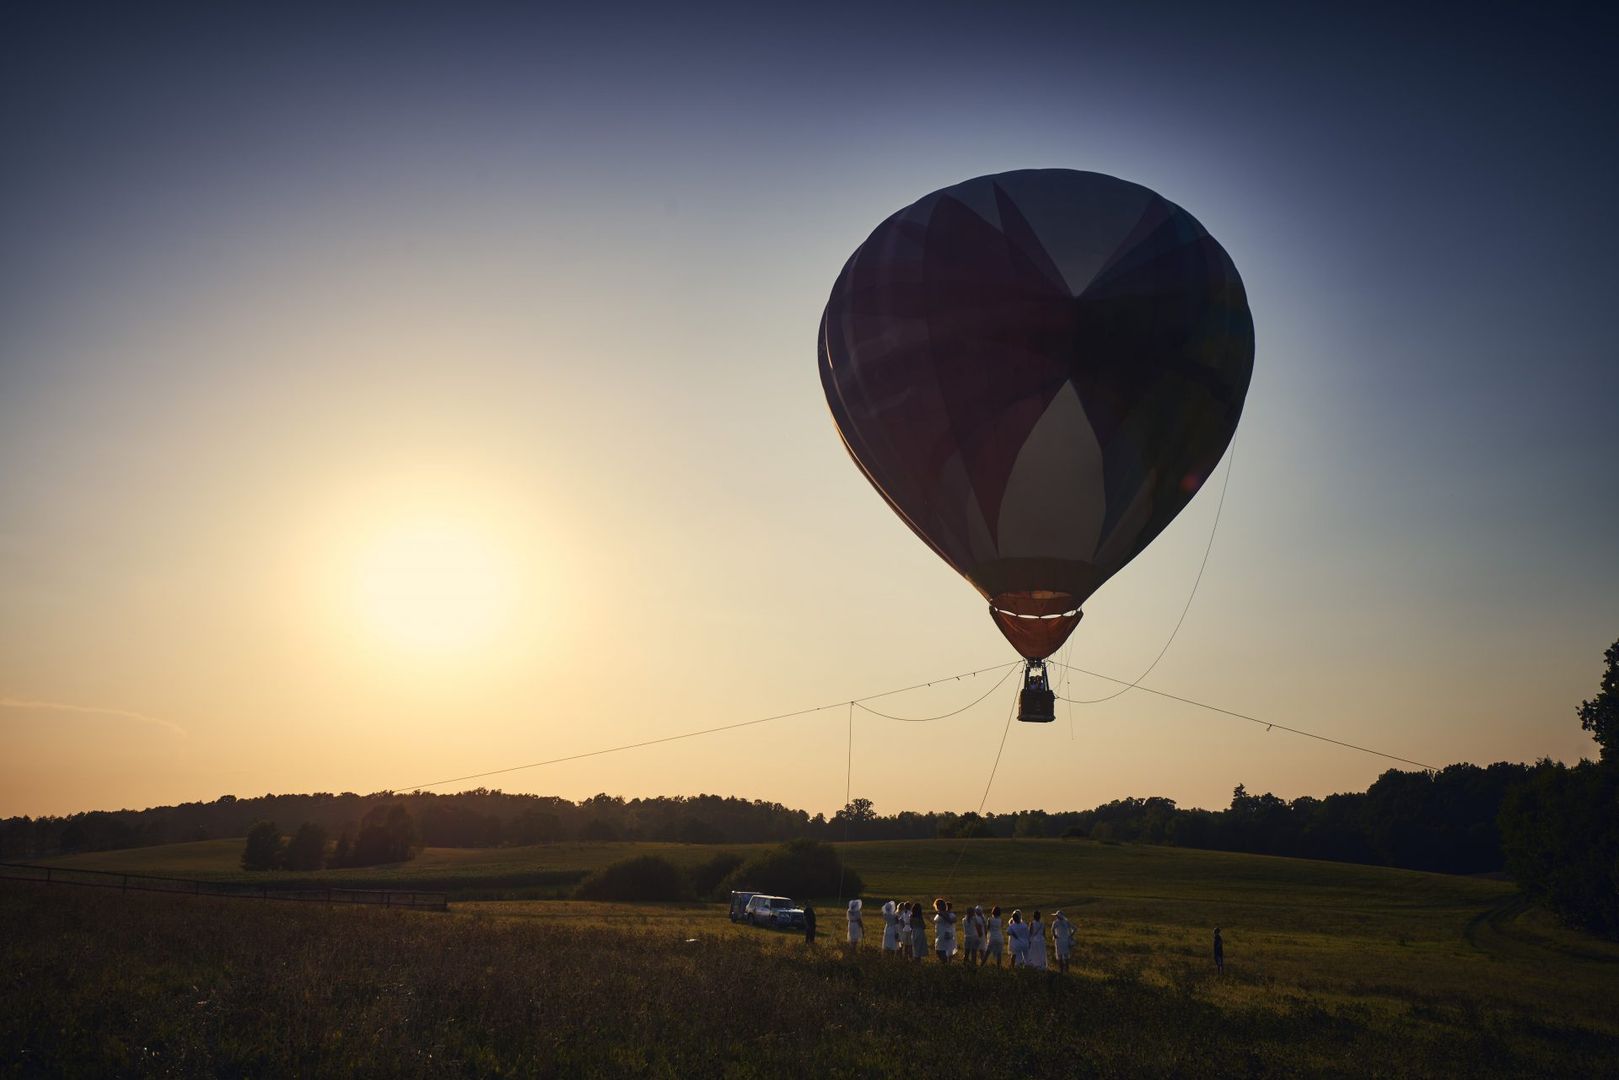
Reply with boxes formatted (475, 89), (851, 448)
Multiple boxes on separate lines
(1051, 661), (1439, 771)
(837, 701), (853, 904)
(393, 661), (1021, 792)
(943, 676), (1021, 889)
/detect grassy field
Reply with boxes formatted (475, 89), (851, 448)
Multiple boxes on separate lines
(29, 838), (738, 897)
(9, 839), (1619, 1076)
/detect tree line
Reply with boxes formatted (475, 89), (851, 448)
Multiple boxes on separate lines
(0, 791), (828, 860)
(5, 638), (1613, 936)
(0, 766), (1552, 875)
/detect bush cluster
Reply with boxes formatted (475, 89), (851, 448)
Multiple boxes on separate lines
(574, 855), (694, 901)
(722, 839), (862, 900)
(571, 841), (860, 903)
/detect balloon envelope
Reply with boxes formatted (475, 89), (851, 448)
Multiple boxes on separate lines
(819, 169), (1253, 659)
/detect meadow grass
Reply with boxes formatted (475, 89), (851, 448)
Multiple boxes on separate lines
(33, 839), (742, 898)
(10, 839), (1619, 1076)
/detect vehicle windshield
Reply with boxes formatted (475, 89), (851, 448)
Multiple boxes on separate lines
(770, 898), (793, 909)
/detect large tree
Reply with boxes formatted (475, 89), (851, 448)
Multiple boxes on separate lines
(1498, 635), (1619, 938)
(1576, 638), (1618, 762)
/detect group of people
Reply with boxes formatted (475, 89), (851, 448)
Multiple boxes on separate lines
(839, 897), (1080, 972)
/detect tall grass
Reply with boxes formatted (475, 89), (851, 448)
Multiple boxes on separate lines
(4, 881), (1616, 1078)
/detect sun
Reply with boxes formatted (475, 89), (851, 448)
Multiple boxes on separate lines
(350, 518), (514, 655)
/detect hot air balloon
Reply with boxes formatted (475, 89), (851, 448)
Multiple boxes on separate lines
(819, 169), (1253, 721)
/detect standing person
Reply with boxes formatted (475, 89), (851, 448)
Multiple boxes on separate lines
(909, 902), (928, 961)
(803, 903), (817, 946)
(984, 905), (1005, 967)
(933, 898), (957, 963)
(962, 905), (982, 967)
(881, 900), (901, 957)
(1050, 911), (1075, 974)
(1008, 910), (1028, 968)
(1213, 926), (1224, 974)
(1026, 910), (1048, 970)
(846, 899), (863, 952)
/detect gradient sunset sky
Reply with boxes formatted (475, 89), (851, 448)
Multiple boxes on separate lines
(3, 2), (1615, 819)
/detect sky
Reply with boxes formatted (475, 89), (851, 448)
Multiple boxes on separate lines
(3, 1), (1616, 820)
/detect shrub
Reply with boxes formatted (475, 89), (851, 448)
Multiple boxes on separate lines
(724, 839), (862, 900)
(283, 822), (328, 871)
(349, 803), (418, 867)
(241, 821), (281, 870)
(689, 852), (744, 898)
(574, 855), (693, 901)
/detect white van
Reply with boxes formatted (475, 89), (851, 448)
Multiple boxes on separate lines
(742, 894), (805, 929)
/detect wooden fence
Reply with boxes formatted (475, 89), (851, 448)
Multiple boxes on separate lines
(0, 861), (447, 911)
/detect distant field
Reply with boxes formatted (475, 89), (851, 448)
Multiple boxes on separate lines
(14, 837), (1619, 1075)
(32, 838), (755, 896)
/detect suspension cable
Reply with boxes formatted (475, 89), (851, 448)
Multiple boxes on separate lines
(852, 663), (1019, 721)
(1051, 660), (1440, 771)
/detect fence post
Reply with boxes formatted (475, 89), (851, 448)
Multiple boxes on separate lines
(122, 874), (128, 894)
(44, 868), (52, 884)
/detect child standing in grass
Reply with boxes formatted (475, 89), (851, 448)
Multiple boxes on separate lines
(910, 902), (928, 960)
(846, 899), (862, 951)
(984, 905), (1005, 967)
(1051, 911), (1074, 974)
(1008, 910), (1028, 967)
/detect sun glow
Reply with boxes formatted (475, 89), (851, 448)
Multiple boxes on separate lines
(350, 518), (515, 655)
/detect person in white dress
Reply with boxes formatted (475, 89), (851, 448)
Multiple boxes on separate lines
(932, 898), (957, 962)
(961, 905), (982, 967)
(846, 898), (863, 951)
(983, 906), (1005, 967)
(1050, 911), (1075, 973)
(1025, 910), (1048, 970)
(881, 900), (901, 956)
(909, 902), (928, 960)
(1008, 910), (1028, 967)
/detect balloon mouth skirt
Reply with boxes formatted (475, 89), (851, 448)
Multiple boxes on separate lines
(989, 596), (1083, 662)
